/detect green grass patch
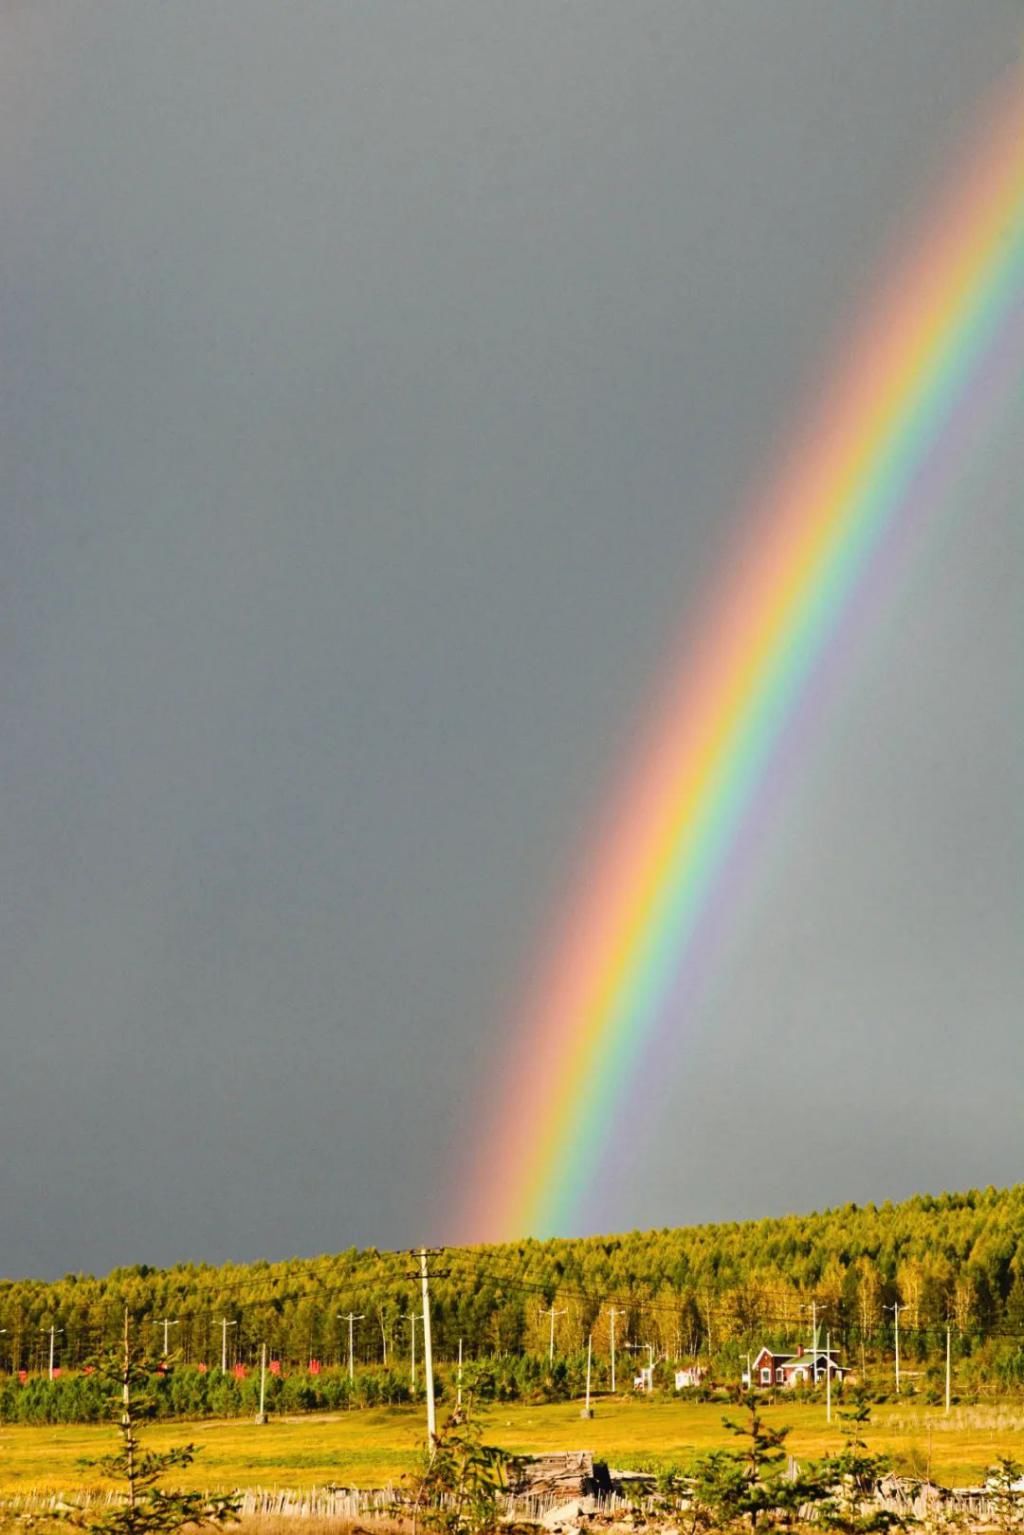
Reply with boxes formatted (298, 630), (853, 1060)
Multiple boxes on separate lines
(0, 1397), (1021, 1496)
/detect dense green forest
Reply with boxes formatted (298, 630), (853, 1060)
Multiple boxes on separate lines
(5, 1184), (1024, 1420)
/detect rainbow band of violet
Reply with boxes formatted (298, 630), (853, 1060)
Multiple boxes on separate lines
(459, 68), (1024, 1243)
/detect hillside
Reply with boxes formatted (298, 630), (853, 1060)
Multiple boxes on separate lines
(4, 1184), (1024, 1385)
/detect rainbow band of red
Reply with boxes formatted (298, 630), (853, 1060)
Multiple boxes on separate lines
(459, 70), (1024, 1242)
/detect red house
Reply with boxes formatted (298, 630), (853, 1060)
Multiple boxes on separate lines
(744, 1344), (847, 1389)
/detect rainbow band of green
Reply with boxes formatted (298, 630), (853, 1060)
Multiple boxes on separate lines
(538, 207), (1024, 1234)
(456, 72), (1024, 1245)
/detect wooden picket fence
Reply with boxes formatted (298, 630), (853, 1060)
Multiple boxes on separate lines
(3, 1473), (1020, 1527)
(0, 1484), (636, 1524)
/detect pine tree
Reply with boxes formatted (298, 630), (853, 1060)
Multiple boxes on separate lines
(409, 1412), (525, 1535)
(817, 1407), (903, 1534)
(986, 1457), (1024, 1533)
(56, 1310), (238, 1535)
(690, 1393), (825, 1531)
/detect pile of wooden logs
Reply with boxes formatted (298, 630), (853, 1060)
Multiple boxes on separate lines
(507, 1452), (612, 1499)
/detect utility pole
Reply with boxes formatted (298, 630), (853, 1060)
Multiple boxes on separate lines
(256, 1342), (268, 1424)
(417, 1248), (440, 1443)
(581, 1333), (594, 1418)
(893, 1302), (900, 1396)
(945, 1324), (951, 1415)
(540, 1306), (567, 1364)
(338, 1313), (365, 1383)
(43, 1325), (64, 1380)
(219, 1317), (237, 1374)
(121, 1309), (131, 1428)
(607, 1307), (623, 1394)
(457, 1338), (463, 1412)
(801, 1300), (819, 1363)
(156, 1318), (179, 1357)
(885, 1302), (901, 1395)
(407, 1313), (422, 1390)
(826, 1330), (832, 1423)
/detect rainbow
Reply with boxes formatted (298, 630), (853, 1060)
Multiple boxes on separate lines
(458, 67), (1024, 1243)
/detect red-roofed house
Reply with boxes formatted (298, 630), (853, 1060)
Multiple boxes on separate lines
(743, 1344), (847, 1389)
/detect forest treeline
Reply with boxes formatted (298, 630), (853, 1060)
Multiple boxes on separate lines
(5, 1185), (1024, 1403)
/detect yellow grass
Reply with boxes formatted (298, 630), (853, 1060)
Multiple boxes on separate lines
(0, 1397), (1021, 1499)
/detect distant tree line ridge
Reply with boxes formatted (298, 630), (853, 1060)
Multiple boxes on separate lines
(4, 1185), (1024, 1403)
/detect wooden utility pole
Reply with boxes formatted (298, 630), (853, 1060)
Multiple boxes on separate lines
(122, 1309), (135, 1512)
(945, 1324), (951, 1414)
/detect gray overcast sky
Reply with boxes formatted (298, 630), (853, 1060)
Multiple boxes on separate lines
(1, 2), (1020, 1278)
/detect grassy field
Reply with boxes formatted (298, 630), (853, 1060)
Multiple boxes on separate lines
(1, 1398), (1022, 1497)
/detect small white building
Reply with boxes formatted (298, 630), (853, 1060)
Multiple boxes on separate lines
(675, 1365), (709, 1389)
